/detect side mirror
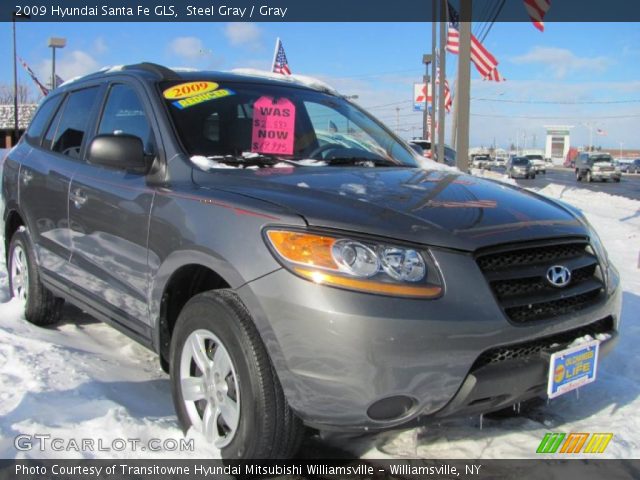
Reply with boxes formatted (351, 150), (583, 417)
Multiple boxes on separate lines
(87, 134), (148, 173)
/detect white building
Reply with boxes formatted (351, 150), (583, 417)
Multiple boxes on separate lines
(544, 125), (573, 165)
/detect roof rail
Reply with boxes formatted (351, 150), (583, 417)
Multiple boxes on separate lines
(123, 62), (181, 80)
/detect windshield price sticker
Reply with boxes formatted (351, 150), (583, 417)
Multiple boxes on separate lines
(171, 88), (235, 109)
(251, 97), (295, 155)
(163, 81), (219, 99)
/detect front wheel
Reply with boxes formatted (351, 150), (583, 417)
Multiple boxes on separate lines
(8, 229), (63, 326)
(575, 170), (582, 182)
(170, 290), (303, 459)
(586, 171), (593, 182)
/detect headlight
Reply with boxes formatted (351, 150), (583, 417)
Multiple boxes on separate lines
(264, 229), (442, 298)
(589, 226), (609, 266)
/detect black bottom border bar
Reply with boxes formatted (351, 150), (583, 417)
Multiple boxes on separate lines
(2, 459), (640, 480)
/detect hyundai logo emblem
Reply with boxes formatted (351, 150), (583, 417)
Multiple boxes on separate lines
(546, 265), (572, 288)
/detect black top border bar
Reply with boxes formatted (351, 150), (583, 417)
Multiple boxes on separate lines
(2, 0), (640, 22)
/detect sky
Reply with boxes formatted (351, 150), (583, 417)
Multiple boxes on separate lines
(2, 20), (639, 150)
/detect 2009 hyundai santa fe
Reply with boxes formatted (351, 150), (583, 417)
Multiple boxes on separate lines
(1, 63), (621, 459)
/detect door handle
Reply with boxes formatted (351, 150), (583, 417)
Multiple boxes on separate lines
(21, 170), (33, 185)
(70, 189), (88, 208)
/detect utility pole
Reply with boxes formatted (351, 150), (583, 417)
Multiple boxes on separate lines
(430, 0), (437, 159)
(455, 0), (472, 172)
(437, 0), (447, 163)
(450, 77), (458, 149)
(12, 12), (18, 145)
(422, 54), (432, 141)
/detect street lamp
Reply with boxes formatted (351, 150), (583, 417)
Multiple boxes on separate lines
(48, 37), (66, 90)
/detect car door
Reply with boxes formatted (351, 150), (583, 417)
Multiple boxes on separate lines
(67, 81), (157, 333)
(18, 87), (101, 286)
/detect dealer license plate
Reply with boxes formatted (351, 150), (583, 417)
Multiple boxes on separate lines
(547, 340), (599, 399)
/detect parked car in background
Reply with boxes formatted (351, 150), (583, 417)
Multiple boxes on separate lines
(494, 155), (507, 168)
(506, 156), (536, 179)
(409, 142), (424, 157)
(409, 140), (456, 167)
(471, 154), (491, 170)
(617, 158), (640, 174)
(409, 139), (431, 157)
(525, 154), (546, 174)
(575, 152), (621, 182)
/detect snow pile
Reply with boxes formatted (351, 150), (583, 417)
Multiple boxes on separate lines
(0, 182), (638, 459)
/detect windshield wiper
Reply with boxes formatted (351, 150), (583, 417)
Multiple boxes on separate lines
(324, 156), (399, 167)
(194, 154), (300, 169)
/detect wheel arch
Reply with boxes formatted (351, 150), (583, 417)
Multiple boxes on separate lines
(150, 249), (250, 369)
(4, 208), (25, 264)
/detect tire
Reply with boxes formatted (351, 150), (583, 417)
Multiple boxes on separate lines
(8, 229), (63, 326)
(586, 171), (593, 182)
(614, 177), (621, 183)
(542, 170), (546, 175)
(575, 170), (581, 182)
(170, 289), (303, 459)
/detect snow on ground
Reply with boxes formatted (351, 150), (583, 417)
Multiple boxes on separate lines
(0, 173), (638, 459)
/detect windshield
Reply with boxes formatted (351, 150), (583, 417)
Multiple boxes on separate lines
(591, 155), (613, 164)
(513, 158), (529, 166)
(526, 155), (543, 161)
(161, 80), (418, 168)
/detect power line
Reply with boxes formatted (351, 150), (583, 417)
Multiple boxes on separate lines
(472, 112), (640, 119)
(472, 97), (640, 105)
(329, 68), (420, 80)
(479, 0), (506, 43)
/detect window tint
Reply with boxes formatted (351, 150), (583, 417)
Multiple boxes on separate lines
(49, 87), (100, 158)
(42, 96), (67, 151)
(25, 95), (63, 145)
(98, 84), (154, 154)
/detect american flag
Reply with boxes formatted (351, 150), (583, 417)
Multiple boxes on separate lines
(272, 38), (291, 75)
(436, 67), (453, 112)
(18, 56), (49, 96)
(446, 2), (499, 79)
(524, 0), (551, 32)
(596, 128), (608, 136)
(484, 68), (506, 82)
(55, 74), (65, 88)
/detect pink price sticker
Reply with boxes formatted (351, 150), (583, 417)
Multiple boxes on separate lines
(251, 97), (296, 155)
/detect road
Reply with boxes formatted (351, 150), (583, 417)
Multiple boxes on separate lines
(489, 167), (640, 201)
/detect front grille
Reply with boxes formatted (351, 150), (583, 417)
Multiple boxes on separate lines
(476, 238), (605, 323)
(473, 316), (614, 369)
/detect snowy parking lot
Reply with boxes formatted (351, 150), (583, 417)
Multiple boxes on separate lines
(0, 173), (638, 459)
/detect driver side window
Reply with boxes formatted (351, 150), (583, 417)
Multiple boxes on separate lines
(46, 87), (100, 159)
(98, 84), (155, 155)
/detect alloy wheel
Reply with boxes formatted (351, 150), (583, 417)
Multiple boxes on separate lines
(10, 245), (29, 303)
(179, 329), (240, 448)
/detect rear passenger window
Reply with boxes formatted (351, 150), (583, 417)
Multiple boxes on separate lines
(98, 84), (154, 154)
(47, 87), (100, 159)
(25, 95), (62, 146)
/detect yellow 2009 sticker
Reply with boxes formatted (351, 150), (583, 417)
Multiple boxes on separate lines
(163, 81), (219, 100)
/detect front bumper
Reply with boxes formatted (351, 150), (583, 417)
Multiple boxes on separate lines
(592, 170), (621, 180)
(237, 250), (622, 431)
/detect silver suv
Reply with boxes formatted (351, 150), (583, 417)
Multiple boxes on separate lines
(1, 63), (621, 459)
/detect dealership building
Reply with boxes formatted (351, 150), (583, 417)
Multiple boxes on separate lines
(0, 104), (37, 148)
(544, 125), (573, 164)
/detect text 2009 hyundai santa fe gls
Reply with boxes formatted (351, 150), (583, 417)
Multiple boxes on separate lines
(1, 63), (621, 459)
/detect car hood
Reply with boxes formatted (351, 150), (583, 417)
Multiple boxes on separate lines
(192, 166), (587, 251)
